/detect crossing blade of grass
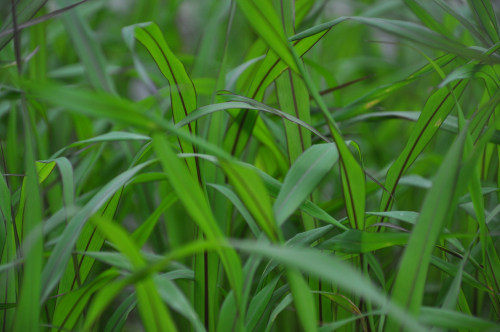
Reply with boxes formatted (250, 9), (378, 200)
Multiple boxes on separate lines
(176, 99), (329, 143)
(89, 215), (177, 332)
(386, 128), (468, 331)
(207, 183), (260, 237)
(318, 310), (384, 332)
(378, 81), (467, 218)
(263, 293), (293, 332)
(40, 161), (152, 302)
(220, 160), (280, 242)
(273, 143), (339, 226)
(289, 43), (367, 231)
(245, 275), (280, 331)
(56, 189), (122, 303)
(336, 54), (456, 120)
(131, 192), (177, 247)
(236, 158), (345, 229)
(51, 269), (119, 332)
(259, 225), (336, 281)
(0, 0), (47, 51)
(223, 30), (327, 157)
(180, 153), (345, 230)
(429, 256), (489, 292)
(231, 240), (426, 332)
(438, 63), (491, 88)
(234, 0), (297, 72)
(51, 131), (151, 158)
(152, 134), (243, 304)
(0, 0), (90, 40)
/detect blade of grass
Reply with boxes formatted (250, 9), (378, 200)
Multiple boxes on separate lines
(89, 215), (177, 332)
(152, 133), (243, 308)
(378, 81), (468, 219)
(467, 0), (499, 44)
(273, 143), (339, 226)
(234, 0), (298, 72)
(231, 240), (426, 332)
(133, 22), (201, 180)
(220, 160), (280, 242)
(40, 161), (153, 302)
(287, 269), (318, 332)
(387, 128), (468, 330)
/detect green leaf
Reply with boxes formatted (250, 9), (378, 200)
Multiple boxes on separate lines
(274, 143), (339, 226)
(40, 161), (152, 302)
(90, 216), (177, 332)
(234, 0), (297, 72)
(419, 306), (500, 330)
(153, 133), (243, 302)
(221, 160), (280, 242)
(291, 17), (500, 63)
(287, 269), (318, 332)
(387, 128), (468, 330)
(379, 81), (467, 216)
(52, 131), (151, 158)
(176, 99), (328, 143)
(132, 192), (177, 247)
(232, 240), (426, 332)
(276, 67), (312, 163)
(207, 183), (260, 237)
(13, 137), (44, 332)
(154, 275), (205, 332)
(467, 0), (499, 44)
(403, 0), (449, 34)
(133, 22), (200, 178)
(245, 276), (280, 331)
(223, 30), (328, 157)
(51, 270), (119, 332)
(103, 294), (136, 332)
(321, 230), (409, 254)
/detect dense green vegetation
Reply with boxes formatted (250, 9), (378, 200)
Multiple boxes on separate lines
(1, 0), (500, 331)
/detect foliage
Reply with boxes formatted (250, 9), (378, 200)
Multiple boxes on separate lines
(1, 0), (500, 331)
